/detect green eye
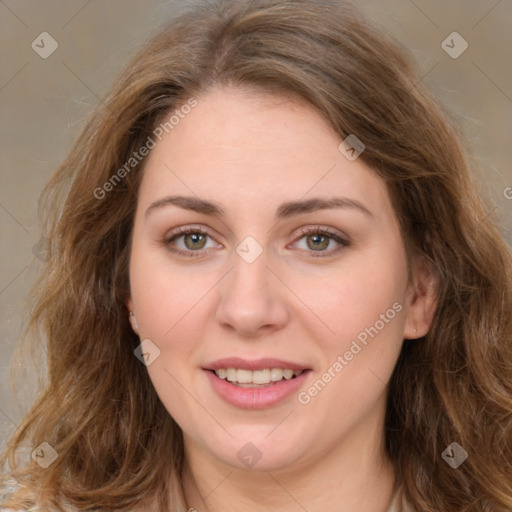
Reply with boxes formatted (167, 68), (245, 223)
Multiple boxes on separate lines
(293, 227), (350, 257)
(163, 227), (218, 258)
(162, 225), (350, 259)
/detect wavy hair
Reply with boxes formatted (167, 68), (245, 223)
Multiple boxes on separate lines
(2, 0), (511, 510)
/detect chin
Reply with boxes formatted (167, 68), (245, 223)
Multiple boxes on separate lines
(202, 427), (310, 472)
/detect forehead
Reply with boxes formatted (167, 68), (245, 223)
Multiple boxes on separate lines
(138, 86), (391, 218)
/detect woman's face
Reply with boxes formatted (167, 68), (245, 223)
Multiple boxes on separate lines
(127, 86), (421, 472)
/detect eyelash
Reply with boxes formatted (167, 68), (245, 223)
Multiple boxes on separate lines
(161, 225), (350, 259)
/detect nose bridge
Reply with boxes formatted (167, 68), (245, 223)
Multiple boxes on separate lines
(229, 232), (271, 292)
(232, 245), (270, 293)
(215, 241), (289, 336)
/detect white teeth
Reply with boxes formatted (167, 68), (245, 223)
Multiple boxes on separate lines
(214, 367), (304, 385)
(236, 369), (253, 383)
(270, 368), (284, 382)
(253, 369), (270, 384)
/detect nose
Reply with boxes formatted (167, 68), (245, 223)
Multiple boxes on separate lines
(215, 251), (290, 337)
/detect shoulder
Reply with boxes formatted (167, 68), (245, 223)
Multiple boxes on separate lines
(0, 477), (18, 504)
(0, 477), (42, 512)
(0, 478), (145, 512)
(386, 486), (414, 512)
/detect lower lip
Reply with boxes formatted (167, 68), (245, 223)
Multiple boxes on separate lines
(203, 369), (311, 409)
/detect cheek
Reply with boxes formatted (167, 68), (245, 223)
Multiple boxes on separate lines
(128, 247), (213, 422)
(296, 260), (406, 431)
(129, 242), (216, 343)
(304, 252), (406, 350)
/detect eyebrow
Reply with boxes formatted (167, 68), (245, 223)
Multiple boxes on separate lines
(144, 195), (374, 220)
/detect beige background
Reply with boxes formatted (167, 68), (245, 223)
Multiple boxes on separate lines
(1, 0), (511, 452)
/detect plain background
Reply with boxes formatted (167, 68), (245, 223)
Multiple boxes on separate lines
(1, 0), (511, 453)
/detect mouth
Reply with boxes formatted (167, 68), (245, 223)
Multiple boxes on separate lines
(206, 368), (305, 387)
(202, 358), (312, 408)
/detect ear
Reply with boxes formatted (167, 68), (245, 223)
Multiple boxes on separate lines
(402, 255), (438, 339)
(125, 296), (140, 336)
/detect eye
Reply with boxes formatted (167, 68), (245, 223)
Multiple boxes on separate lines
(161, 225), (350, 259)
(291, 226), (350, 257)
(162, 226), (221, 258)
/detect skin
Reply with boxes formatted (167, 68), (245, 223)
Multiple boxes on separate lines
(126, 86), (437, 512)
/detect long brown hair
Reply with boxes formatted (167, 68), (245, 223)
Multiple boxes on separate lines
(2, 1), (511, 510)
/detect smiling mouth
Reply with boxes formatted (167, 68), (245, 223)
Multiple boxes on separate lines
(208, 368), (305, 387)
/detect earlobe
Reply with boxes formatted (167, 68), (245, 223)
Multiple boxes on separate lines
(403, 256), (439, 339)
(125, 298), (140, 335)
(129, 311), (140, 335)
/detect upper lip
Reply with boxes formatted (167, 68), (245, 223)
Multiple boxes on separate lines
(203, 357), (311, 372)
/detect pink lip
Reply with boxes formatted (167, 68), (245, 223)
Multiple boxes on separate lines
(203, 368), (312, 409)
(203, 357), (310, 372)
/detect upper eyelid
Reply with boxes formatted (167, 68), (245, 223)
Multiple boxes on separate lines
(166, 224), (345, 239)
(293, 225), (346, 239)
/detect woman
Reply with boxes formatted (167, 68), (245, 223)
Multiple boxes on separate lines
(1, 0), (511, 510)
